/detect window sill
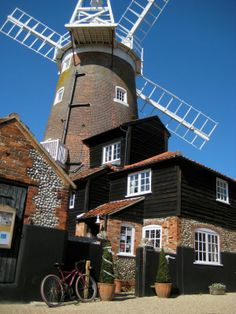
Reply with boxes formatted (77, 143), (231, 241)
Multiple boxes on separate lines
(102, 160), (121, 166)
(216, 199), (230, 205)
(113, 98), (129, 107)
(125, 191), (151, 198)
(193, 261), (223, 267)
(117, 253), (135, 258)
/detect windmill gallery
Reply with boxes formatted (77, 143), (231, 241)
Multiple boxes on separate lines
(0, 0), (235, 302)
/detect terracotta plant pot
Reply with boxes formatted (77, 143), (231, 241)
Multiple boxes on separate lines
(114, 279), (123, 294)
(98, 282), (115, 301)
(154, 282), (172, 298)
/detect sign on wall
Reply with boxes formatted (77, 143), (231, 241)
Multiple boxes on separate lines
(0, 205), (16, 249)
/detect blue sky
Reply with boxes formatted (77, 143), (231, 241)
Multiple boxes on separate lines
(0, 0), (235, 179)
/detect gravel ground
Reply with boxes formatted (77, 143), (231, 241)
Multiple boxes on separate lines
(0, 293), (236, 314)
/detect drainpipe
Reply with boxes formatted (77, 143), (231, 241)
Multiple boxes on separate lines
(120, 125), (132, 165)
(61, 71), (85, 145)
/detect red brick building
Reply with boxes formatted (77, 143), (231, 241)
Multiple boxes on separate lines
(0, 113), (76, 287)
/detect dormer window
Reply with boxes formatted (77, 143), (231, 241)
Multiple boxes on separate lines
(54, 87), (64, 105)
(102, 142), (121, 164)
(216, 177), (229, 204)
(61, 55), (71, 73)
(114, 86), (128, 106)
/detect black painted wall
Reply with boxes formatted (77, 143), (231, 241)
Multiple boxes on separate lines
(109, 164), (179, 218)
(0, 225), (67, 302)
(180, 159), (236, 230)
(135, 246), (236, 297)
(129, 118), (168, 164)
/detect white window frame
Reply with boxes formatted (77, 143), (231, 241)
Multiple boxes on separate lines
(118, 224), (135, 257)
(114, 86), (128, 106)
(102, 142), (121, 165)
(69, 193), (75, 209)
(54, 87), (64, 105)
(194, 228), (222, 266)
(216, 177), (229, 204)
(142, 225), (162, 249)
(61, 54), (71, 73)
(127, 169), (152, 197)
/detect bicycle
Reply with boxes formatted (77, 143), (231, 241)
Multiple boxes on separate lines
(40, 260), (97, 307)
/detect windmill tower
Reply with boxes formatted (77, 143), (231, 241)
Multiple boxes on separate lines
(0, 0), (218, 171)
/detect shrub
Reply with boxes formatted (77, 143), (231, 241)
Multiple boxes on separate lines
(156, 248), (171, 283)
(99, 240), (115, 284)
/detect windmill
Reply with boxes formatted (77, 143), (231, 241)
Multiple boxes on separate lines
(0, 0), (218, 170)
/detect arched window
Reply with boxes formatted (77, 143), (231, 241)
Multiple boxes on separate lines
(142, 225), (162, 249)
(194, 228), (221, 265)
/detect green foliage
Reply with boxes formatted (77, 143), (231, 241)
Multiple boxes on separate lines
(209, 283), (226, 289)
(99, 240), (115, 284)
(156, 249), (171, 283)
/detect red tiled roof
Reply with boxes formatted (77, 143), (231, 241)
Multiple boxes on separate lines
(115, 151), (235, 182)
(71, 164), (118, 181)
(81, 197), (144, 219)
(122, 151), (180, 171)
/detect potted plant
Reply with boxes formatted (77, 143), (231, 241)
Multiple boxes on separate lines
(114, 258), (123, 294)
(209, 283), (226, 295)
(154, 248), (172, 298)
(98, 240), (115, 301)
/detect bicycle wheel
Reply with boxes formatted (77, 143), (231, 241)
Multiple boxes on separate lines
(75, 274), (97, 302)
(40, 274), (64, 307)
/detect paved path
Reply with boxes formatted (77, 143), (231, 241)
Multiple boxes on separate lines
(0, 293), (236, 314)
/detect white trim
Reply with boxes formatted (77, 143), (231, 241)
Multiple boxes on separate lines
(54, 87), (64, 105)
(127, 169), (152, 197)
(118, 224), (135, 256)
(142, 225), (162, 249)
(65, 46), (137, 71)
(102, 141), (121, 165)
(194, 228), (221, 266)
(216, 177), (229, 204)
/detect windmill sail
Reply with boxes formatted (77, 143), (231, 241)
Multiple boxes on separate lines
(137, 75), (218, 149)
(0, 8), (70, 62)
(116, 0), (169, 48)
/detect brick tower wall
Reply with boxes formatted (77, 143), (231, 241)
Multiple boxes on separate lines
(44, 50), (138, 170)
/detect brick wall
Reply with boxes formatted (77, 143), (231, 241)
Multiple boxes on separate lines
(44, 50), (138, 170)
(144, 217), (181, 253)
(0, 119), (71, 230)
(106, 218), (142, 256)
(180, 217), (236, 253)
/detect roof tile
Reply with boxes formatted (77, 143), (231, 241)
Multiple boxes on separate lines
(81, 197), (144, 218)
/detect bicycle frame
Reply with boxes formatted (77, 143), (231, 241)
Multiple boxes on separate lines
(57, 266), (81, 288)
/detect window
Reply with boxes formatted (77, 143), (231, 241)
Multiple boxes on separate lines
(54, 87), (64, 105)
(114, 86), (128, 106)
(216, 178), (229, 204)
(102, 142), (121, 164)
(127, 169), (152, 196)
(142, 225), (162, 249)
(118, 224), (135, 256)
(194, 228), (221, 265)
(69, 193), (75, 209)
(61, 55), (71, 73)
